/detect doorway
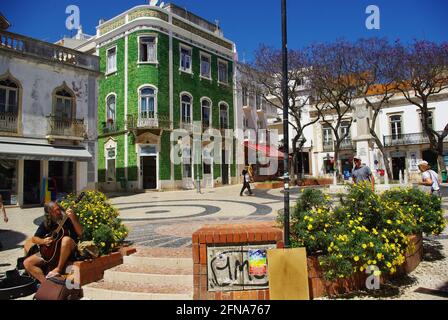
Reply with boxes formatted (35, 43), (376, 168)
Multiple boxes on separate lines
(221, 150), (229, 185)
(142, 156), (157, 189)
(48, 161), (75, 201)
(392, 157), (406, 180)
(23, 160), (41, 205)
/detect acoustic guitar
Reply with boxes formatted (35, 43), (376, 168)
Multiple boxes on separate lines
(25, 192), (86, 264)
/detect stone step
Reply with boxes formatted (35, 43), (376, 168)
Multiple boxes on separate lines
(123, 255), (193, 269)
(103, 269), (193, 287)
(82, 280), (192, 300)
(113, 261), (192, 275)
(132, 247), (192, 258)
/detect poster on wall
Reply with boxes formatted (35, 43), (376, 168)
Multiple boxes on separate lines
(248, 249), (268, 276)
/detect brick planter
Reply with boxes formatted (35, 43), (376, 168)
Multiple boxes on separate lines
(307, 234), (423, 299)
(71, 247), (136, 286)
(299, 178), (333, 186)
(255, 182), (284, 189)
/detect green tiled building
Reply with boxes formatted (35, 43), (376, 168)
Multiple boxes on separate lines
(77, 3), (237, 191)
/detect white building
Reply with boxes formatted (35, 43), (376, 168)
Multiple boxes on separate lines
(235, 64), (280, 180)
(299, 91), (448, 182)
(0, 23), (100, 207)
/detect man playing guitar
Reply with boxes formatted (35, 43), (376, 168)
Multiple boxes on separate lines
(24, 201), (83, 283)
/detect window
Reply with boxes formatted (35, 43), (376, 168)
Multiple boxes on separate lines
(218, 60), (228, 84)
(181, 94), (192, 125)
(106, 95), (116, 123)
(242, 87), (248, 106)
(0, 78), (18, 114)
(139, 36), (157, 63)
(421, 111), (434, 130)
(106, 47), (117, 74)
(200, 53), (211, 79)
(201, 99), (211, 129)
(55, 89), (73, 120)
(243, 116), (249, 128)
(322, 125), (333, 146)
(140, 87), (156, 119)
(390, 115), (402, 139)
(106, 147), (116, 182)
(256, 93), (262, 110)
(182, 145), (192, 178)
(180, 46), (192, 73)
(340, 122), (351, 142)
(219, 103), (228, 129)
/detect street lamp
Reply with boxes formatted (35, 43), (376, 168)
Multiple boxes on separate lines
(281, 0), (290, 248)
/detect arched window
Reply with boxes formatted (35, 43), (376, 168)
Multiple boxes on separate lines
(201, 99), (211, 129)
(140, 87), (156, 119)
(54, 88), (74, 120)
(0, 78), (19, 114)
(219, 103), (228, 129)
(181, 94), (192, 125)
(106, 95), (116, 123)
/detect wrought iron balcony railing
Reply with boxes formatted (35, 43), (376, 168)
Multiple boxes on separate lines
(0, 112), (18, 133)
(47, 115), (86, 139)
(127, 113), (171, 130)
(383, 131), (447, 147)
(100, 121), (122, 135)
(322, 139), (354, 151)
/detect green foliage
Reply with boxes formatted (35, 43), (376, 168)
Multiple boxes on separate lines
(60, 191), (129, 255)
(280, 182), (446, 281)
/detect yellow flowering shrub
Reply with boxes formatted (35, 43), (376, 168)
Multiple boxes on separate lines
(60, 190), (129, 255)
(281, 182), (445, 281)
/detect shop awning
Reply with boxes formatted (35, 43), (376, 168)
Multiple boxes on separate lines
(0, 142), (92, 162)
(244, 141), (287, 159)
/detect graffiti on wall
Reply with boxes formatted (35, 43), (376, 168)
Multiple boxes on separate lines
(207, 244), (276, 292)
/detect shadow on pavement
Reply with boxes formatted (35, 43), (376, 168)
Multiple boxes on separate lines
(0, 229), (27, 251)
(422, 238), (446, 262)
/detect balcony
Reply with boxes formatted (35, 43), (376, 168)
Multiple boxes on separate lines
(322, 139), (354, 152)
(127, 113), (171, 131)
(383, 131), (447, 147)
(0, 112), (18, 133)
(46, 115), (86, 141)
(100, 121), (123, 136)
(0, 30), (99, 72)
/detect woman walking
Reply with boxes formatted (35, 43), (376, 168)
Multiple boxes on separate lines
(418, 161), (441, 197)
(240, 169), (253, 196)
(0, 194), (8, 250)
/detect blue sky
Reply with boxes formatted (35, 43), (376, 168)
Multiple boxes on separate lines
(1, 0), (447, 61)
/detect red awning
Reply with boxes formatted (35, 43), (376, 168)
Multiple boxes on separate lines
(244, 141), (286, 159)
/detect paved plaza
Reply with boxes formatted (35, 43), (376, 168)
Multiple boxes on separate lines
(1, 184), (447, 300)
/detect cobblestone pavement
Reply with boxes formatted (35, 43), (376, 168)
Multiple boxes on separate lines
(1, 184), (448, 300)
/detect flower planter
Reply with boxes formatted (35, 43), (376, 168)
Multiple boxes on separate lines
(69, 246), (136, 286)
(255, 182), (284, 189)
(299, 178), (333, 186)
(307, 234), (423, 299)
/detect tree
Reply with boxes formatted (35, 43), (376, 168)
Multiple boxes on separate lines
(393, 41), (448, 177)
(309, 40), (363, 176)
(239, 45), (319, 182)
(356, 38), (401, 180)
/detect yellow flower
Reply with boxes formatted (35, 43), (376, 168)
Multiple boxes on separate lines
(386, 262), (392, 268)
(354, 256), (360, 262)
(307, 224), (313, 230)
(377, 253), (383, 260)
(359, 266), (364, 272)
(369, 242), (374, 248)
(387, 220), (392, 225)
(362, 244), (367, 249)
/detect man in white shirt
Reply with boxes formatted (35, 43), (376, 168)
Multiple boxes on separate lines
(240, 169), (253, 196)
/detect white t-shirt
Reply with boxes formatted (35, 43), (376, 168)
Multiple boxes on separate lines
(422, 170), (440, 191)
(244, 174), (250, 183)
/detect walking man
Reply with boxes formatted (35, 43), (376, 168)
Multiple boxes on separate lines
(240, 169), (253, 196)
(352, 155), (375, 191)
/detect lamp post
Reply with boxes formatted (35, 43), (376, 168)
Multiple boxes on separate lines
(281, 0), (290, 248)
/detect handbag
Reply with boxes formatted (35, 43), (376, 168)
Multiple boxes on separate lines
(34, 277), (82, 300)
